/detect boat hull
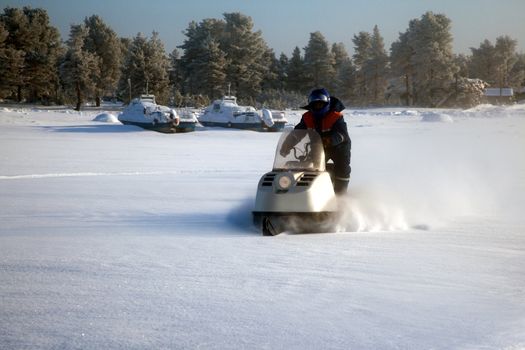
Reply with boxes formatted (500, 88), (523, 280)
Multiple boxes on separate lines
(199, 120), (286, 132)
(120, 120), (196, 133)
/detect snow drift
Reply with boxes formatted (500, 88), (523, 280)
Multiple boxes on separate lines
(93, 112), (119, 123)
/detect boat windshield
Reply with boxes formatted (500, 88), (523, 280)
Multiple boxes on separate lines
(272, 129), (325, 172)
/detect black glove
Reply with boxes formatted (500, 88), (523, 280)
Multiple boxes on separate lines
(331, 132), (345, 147)
(324, 132), (345, 148)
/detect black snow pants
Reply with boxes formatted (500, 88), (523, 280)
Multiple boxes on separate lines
(325, 140), (351, 194)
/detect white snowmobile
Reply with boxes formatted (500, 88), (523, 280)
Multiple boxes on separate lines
(253, 129), (339, 235)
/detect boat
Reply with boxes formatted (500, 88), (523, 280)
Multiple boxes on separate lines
(198, 95), (287, 132)
(118, 95), (197, 133)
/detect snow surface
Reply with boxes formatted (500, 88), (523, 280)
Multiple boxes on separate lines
(1, 104), (525, 349)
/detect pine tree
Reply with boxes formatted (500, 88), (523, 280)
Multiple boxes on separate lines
(276, 53), (289, 90)
(59, 24), (99, 110)
(453, 54), (470, 79)
(408, 12), (457, 106)
(254, 51), (289, 107)
(220, 12), (270, 101)
(117, 32), (170, 104)
(118, 33), (147, 102)
(352, 31), (372, 105)
(390, 12), (456, 106)
(303, 31), (335, 91)
(510, 53), (525, 91)
(260, 49), (282, 92)
(195, 36), (227, 99)
(468, 36), (525, 91)
(144, 32), (171, 104)
(83, 15), (121, 106)
(0, 7), (62, 103)
(168, 48), (183, 105)
(179, 13), (272, 102)
(390, 30), (414, 106)
(469, 39), (497, 84)
(338, 59), (356, 104)
(0, 21), (25, 99)
(494, 36), (519, 88)
(365, 25), (389, 105)
(179, 19), (225, 96)
(331, 42), (348, 87)
(285, 46), (307, 93)
(330, 42), (353, 101)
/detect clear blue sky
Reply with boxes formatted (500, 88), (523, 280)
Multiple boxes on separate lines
(2, 0), (525, 56)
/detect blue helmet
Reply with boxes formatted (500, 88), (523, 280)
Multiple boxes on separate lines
(308, 88), (330, 105)
(308, 88), (330, 116)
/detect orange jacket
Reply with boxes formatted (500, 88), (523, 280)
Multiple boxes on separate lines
(302, 110), (344, 133)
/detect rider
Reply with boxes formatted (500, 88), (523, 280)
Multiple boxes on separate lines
(281, 88), (351, 194)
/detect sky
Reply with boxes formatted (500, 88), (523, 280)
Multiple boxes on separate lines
(2, 0), (525, 57)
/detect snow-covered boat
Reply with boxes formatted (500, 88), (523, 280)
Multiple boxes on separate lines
(118, 95), (197, 133)
(198, 95), (287, 132)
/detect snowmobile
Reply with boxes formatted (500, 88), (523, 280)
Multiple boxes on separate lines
(253, 129), (339, 235)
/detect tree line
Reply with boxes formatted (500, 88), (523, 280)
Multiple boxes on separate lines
(1, 7), (524, 109)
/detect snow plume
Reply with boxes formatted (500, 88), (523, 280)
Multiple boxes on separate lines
(336, 188), (410, 232)
(335, 160), (490, 232)
(336, 114), (525, 232)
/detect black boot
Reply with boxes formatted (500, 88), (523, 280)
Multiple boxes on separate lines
(334, 178), (349, 195)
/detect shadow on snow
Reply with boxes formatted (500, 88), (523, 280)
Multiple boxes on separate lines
(39, 124), (144, 133)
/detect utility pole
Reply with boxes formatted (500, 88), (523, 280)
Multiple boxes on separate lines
(128, 78), (131, 103)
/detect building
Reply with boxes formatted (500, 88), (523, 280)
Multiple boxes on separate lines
(484, 88), (514, 104)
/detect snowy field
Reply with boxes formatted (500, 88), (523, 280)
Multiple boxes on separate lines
(1, 104), (524, 349)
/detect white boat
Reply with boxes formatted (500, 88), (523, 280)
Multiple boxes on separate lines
(198, 95), (287, 132)
(118, 95), (197, 133)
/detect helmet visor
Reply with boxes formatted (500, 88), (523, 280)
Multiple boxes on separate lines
(308, 93), (330, 104)
(311, 100), (328, 111)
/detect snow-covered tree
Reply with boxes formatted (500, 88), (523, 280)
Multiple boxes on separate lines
(510, 53), (525, 92)
(0, 21), (25, 100)
(390, 30), (414, 106)
(276, 52), (289, 90)
(59, 24), (99, 110)
(0, 7), (62, 102)
(117, 32), (170, 104)
(494, 36), (521, 88)
(390, 12), (456, 106)
(469, 36), (523, 91)
(143, 32), (170, 103)
(168, 48), (184, 105)
(285, 46), (308, 93)
(194, 37), (227, 99)
(408, 12), (457, 106)
(352, 31), (372, 104)
(179, 18), (225, 96)
(330, 42), (354, 102)
(365, 25), (389, 105)
(220, 12), (271, 100)
(179, 12), (271, 102)
(83, 15), (121, 106)
(453, 54), (470, 78)
(303, 31), (336, 91)
(469, 39), (497, 85)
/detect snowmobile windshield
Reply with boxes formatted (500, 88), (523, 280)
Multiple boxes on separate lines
(273, 129), (325, 172)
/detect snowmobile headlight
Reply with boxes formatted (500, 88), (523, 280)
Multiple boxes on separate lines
(277, 174), (293, 190)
